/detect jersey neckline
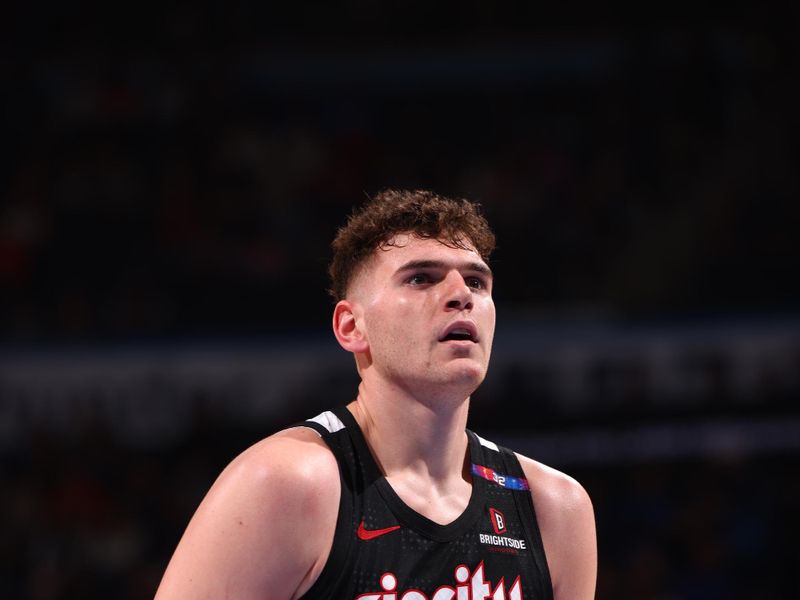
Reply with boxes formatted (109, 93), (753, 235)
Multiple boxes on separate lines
(332, 405), (487, 543)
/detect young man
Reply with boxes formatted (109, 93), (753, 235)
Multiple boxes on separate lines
(155, 190), (597, 599)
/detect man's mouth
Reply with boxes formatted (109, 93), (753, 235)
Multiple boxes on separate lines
(439, 323), (478, 343)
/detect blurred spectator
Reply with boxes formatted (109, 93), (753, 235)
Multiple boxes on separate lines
(2, 11), (798, 342)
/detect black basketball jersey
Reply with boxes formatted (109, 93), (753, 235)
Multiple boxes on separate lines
(297, 406), (553, 600)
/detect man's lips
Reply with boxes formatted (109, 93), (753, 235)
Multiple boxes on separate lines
(438, 321), (478, 343)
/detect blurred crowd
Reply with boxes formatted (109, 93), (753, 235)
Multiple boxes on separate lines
(3, 6), (798, 341)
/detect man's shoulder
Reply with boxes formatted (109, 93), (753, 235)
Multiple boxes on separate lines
(514, 452), (597, 598)
(195, 424), (341, 537)
(514, 452), (591, 511)
(154, 425), (341, 599)
(223, 424), (340, 495)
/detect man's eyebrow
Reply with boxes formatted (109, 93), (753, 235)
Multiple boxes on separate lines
(396, 259), (493, 277)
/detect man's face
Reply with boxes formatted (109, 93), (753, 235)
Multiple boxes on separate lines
(348, 234), (496, 399)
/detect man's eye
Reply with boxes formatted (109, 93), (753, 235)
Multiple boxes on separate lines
(407, 273), (432, 285)
(466, 277), (484, 290)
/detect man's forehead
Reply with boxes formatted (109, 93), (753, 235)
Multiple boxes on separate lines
(383, 235), (491, 274)
(380, 233), (481, 259)
(372, 233), (482, 262)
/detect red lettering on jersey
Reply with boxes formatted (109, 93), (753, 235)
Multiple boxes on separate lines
(357, 562), (524, 600)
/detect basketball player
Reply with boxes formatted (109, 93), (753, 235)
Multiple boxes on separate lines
(155, 190), (597, 599)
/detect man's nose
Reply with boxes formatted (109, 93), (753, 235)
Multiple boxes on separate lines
(444, 272), (473, 311)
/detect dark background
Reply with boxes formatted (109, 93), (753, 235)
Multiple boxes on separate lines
(1, 3), (799, 598)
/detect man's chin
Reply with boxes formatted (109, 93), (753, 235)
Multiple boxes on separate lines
(441, 360), (487, 390)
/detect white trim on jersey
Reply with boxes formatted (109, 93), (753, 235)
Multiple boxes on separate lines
(476, 434), (499, 452)
(308, 411), (346, 434)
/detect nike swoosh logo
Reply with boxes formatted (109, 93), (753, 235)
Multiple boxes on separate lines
(357, 520), (401, 541)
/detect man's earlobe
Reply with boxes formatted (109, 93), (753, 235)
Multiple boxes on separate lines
(332, 300), (369, 353)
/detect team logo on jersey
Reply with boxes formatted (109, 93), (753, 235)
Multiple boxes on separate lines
(479, 508), (527, 554)
(489, 508), (507, 535)
(355, 561), (523, 600)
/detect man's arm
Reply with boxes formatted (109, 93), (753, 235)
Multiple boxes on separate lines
(517, 455), (597, 600)
(155, 428), (340, 600)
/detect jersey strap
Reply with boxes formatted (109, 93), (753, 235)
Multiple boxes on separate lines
(471, 462), (531, 491)
(497, 445), (554, 599)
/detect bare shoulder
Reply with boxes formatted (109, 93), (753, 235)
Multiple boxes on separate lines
(227, 425), (340, 492)
(515, 453), (593, 518)
(516, 453), (597, 600)
(203, 426), (341, 536)
(156, 426), (340, 600)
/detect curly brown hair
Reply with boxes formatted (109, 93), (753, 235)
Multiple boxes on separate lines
(328, 189), (496, 301)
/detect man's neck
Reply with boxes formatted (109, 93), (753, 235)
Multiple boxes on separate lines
(348, 377), (471, 482)
(348, 379), (474, 524)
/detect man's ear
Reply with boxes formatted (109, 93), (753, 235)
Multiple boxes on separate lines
(332, 300), (369, 354)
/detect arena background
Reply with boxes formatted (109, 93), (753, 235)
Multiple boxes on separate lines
(2, 3), (799, 598)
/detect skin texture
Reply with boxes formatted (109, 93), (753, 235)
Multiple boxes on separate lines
(155, 428), (340, 599)
(340, 233), (496, 406)
(155, 234), (597, 600)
